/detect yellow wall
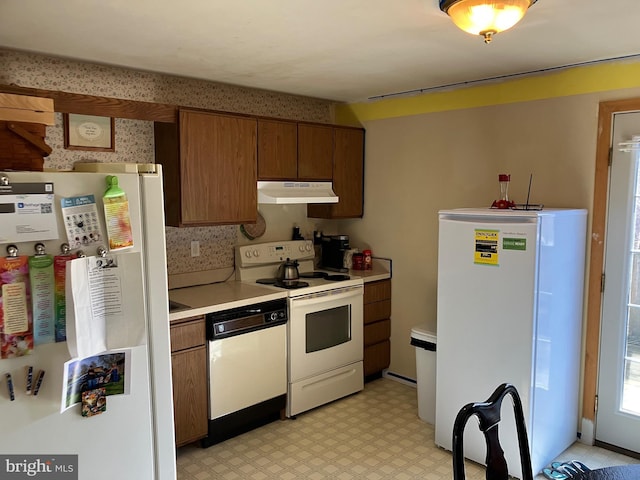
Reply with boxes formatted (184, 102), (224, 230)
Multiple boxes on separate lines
(336, 60), (640, 124)
(333, 60), (640, 380)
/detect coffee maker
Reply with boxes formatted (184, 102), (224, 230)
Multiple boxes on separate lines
(321, 235), (349, 272)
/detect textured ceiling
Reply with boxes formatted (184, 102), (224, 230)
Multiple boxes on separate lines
(2, 0), (640, 102)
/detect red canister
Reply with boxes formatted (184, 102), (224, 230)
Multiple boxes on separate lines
(352, 253), (364, 270)
(363, 249), (372, 269)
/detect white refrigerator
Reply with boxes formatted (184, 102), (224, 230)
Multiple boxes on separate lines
(434, 208), (587, 478)
(0, 165), (176, 479)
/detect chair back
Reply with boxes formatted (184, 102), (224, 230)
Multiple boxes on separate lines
(452, 383), (533, 480)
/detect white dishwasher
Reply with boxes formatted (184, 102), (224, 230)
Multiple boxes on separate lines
(202, 298), (288, 447)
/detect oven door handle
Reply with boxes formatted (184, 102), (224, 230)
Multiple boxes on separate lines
(289, 286), (363, 306)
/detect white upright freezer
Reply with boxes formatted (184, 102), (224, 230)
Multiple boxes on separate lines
(434, 208), (587, 478)
(0, 165), (176, 479)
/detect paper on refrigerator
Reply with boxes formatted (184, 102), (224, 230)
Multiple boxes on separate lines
(66, 252), (146, 359)
(60, 194), (104, 250)
(61, 349), (132, 413)
(28, 253), (55, 345)
(0, 255), (34, 359)
(0, 182), (59, 244)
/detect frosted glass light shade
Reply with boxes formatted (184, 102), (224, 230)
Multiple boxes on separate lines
(440, 0), (535, 43)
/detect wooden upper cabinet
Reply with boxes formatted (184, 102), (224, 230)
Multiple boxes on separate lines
(180, 110), (257, 225)
(308, 126), (364, 219)
(155, 108), (257, 226)
(297, 123), (333, 180)
(257, 119), (297, 179)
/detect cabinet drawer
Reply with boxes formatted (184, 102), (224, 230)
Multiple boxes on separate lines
(364, 340), (390, 376)
(364, 319), (391, 346)
(170, 317), (205, 352)
(364, 299), (391, 325)
(364, 280), (391, 304)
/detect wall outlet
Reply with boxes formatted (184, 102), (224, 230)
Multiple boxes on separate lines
(191, 240), (200, 257)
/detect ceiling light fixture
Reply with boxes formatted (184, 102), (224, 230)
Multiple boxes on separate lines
(439, 0), (537, 44)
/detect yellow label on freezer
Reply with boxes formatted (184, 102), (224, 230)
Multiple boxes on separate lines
(475, 229), (499, 266)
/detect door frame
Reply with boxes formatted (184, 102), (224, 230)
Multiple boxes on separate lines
(583, 97), (640, 439)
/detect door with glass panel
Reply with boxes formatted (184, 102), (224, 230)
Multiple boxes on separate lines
(597, 111), (640, 453)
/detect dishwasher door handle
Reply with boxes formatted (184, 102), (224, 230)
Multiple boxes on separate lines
(208, 315), (287, 340)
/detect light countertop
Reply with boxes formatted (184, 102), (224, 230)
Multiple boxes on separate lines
(349, 266), (391, 283)
(168, 282), (287, 322)
(348, 258), (392, 283)
(168, 259), (391, 323)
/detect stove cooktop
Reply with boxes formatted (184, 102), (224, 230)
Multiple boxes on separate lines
(236, 241), (364, 295)
(255, 272), (352, 290)
(299, 271), (351, 281)
(298, 271), (327, 279)
(256, 278), (310, 289)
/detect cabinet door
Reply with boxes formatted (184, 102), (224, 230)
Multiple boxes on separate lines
(308, 126), (364, 218)
(257, 119), (297, 180)
(332, 127), (364, 217)
(172, 346), (208, 446)
(179, 109), (257, 225)
(297, 123), (333, 180)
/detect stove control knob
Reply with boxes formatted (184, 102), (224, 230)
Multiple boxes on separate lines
(253, 249), (259, 257)
(305, 243), (312, 251)
(269, 312), (278, 322)
(245, 250), (252, 258)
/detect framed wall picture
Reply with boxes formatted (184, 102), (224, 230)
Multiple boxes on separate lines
(63, 113), (115, 151)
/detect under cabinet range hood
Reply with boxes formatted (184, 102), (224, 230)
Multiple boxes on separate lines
(257, 181), (339, 204)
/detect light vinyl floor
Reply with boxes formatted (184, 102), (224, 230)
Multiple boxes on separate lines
(177, 378), (638, 479)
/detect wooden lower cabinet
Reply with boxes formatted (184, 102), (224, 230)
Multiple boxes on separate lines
(363, 279), (391, 380)
(170, 316), (208, 447)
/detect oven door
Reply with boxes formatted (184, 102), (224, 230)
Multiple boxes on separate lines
(288, 284), (363, 382)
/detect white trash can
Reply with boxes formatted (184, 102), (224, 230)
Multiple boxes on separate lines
(410, 324), (437, 425)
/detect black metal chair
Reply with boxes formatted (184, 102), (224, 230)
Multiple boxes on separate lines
(452, 383), (534, 480)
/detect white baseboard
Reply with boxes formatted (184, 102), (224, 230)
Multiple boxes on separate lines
(580, 418), (595, 445)
(382, 370), (417, 387)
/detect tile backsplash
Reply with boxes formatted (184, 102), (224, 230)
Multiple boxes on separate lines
(1, 48), (334, 276)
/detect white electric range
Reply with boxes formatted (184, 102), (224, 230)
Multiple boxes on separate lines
(236, 240), (364, 417)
